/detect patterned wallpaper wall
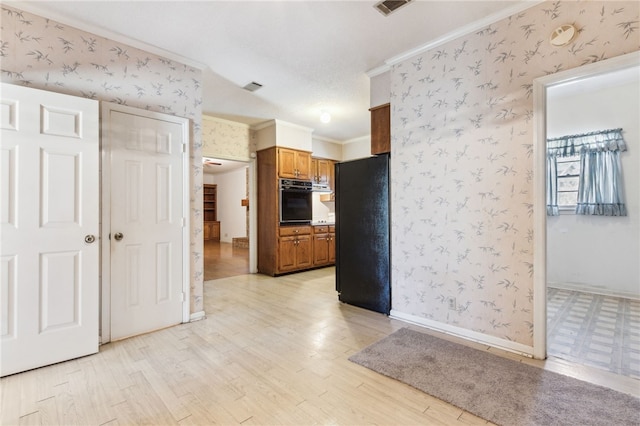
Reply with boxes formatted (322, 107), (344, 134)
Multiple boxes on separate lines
(1, 6), (206, 314)
(202, 115), (254, 161)
(390, 1), (639, 348)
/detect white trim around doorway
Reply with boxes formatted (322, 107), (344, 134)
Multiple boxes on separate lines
(532, 51), (640, 360)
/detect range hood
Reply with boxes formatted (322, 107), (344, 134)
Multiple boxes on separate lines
(312, 183), (332, 193)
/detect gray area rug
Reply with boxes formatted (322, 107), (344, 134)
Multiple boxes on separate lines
(349, 328), (640, 426)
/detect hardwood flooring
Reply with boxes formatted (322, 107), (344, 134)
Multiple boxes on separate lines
(2, 268), (638, 425)
(204, 241), (249, 281)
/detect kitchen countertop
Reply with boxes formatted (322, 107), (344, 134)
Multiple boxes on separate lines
(311, 221), (335, 226)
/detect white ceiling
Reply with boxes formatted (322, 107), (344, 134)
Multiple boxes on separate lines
(203, 157), (249, 174)
(20, 0), (531, 142)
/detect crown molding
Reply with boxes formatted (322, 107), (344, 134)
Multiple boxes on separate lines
(6, 1), (206, 70)
(342, 135), (370, 145)
(366, 0), (543, 76)
(366, 64), (392, 78)
(251, 119), (314, 133)
(312, 134), (342, 144)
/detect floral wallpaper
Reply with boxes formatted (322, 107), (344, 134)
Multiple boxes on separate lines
(390, 0), (639, 348)
(0, 6), (206, 315)
(202, 115), (254, 161)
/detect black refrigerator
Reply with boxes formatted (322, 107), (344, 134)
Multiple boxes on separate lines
(335, 153), (390, 315)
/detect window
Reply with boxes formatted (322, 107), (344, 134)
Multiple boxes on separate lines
(546, 128), (627, 217)
(555, 155), (580, 209)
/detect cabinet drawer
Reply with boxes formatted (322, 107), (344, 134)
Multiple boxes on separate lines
(329, 225), (335, 233)
(279, 225), (311, 236)
(314, 225), (329, 234)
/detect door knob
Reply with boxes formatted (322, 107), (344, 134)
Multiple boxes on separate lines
(84, 234), (96, 244)
(114, 232), (124, 241)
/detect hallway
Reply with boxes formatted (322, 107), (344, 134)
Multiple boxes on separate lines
(204, 240), (249, 281)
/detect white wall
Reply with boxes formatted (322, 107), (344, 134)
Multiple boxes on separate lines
(255, 120), (314, 152)
(203, 174), (216, 185)
(210, 168), (249, 243)
(547, 77), (640, 298)
(312, 137), (342, 160)
(312, 194), (335, 223)
(341, 136), (371, 161)
(370, 70), (391, 108)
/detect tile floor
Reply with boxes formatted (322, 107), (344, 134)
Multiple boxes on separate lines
(547, 287), (640, 379)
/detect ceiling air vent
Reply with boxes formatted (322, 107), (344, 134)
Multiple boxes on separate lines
(243, 81), (263, 92)
(374, 0), (412, 16)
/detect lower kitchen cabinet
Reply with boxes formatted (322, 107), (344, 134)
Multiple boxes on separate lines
(279, 235), (312, 272)
(313, 225), (335, 267)
(278, 226), (312, 273)
(262, 224), (334, 275)
(328, 226), (336, 263)
(313, 233), (330, 265)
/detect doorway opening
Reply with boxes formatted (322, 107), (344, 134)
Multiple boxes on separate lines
(203, 157), (254, 280)
(533, 52), (640, 379)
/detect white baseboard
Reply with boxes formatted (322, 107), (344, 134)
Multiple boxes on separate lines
(389, 310), (535, 358)
(548, 281), (640, 301)
(189, 310), (206, 322)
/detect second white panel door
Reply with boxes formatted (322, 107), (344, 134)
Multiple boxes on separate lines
(106, 107), (187, 341)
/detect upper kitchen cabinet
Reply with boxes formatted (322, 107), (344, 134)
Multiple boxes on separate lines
(370, 103), (390, 155)
(311, 158), (334, 188)
(254, 119), (314, 179)
(278, 147), (311, 179)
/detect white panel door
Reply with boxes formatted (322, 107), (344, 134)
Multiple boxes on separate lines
(104, 106), (187, 341)
(0, 83), (99, 377)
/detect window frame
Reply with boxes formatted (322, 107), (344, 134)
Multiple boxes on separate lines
(555, 154), (580, 212)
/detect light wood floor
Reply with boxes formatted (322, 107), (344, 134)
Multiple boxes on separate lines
(2, 268), (638, 425)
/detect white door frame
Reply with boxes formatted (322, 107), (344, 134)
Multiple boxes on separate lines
(249, 157), (258, 273)
(202, 155), (258, 273)
(532, 51), (640, 360)
(100, 103), (191, 343)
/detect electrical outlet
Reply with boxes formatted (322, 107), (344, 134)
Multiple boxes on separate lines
(447, 297), (456, 310)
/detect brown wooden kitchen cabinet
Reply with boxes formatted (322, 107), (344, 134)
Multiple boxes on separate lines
(311, 158), (334, 188)
(278, 226), (312, 272)
(258, 147), (335, 276)
(370, 103), (390, 155)
(278, 147), (311, 179)
(313, 225), (335, 267)
(328, 225), (336, 263)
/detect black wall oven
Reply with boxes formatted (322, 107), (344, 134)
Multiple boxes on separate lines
(279, 178), (313, 224)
